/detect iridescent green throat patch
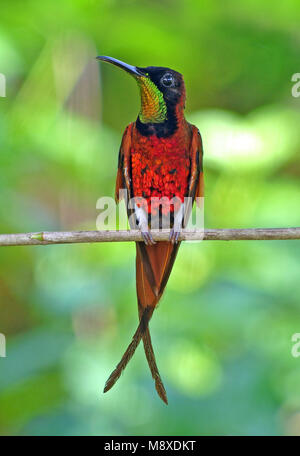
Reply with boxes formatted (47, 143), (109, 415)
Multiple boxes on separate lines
(136, 76), (167, 124)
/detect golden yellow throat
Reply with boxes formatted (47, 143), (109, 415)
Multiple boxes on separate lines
(137, 77), (167, 124)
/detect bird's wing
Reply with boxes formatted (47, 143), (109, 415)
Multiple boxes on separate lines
(187, 124), (204, 209)
(179, 124), (204, 231)
(115, 123), (133, 203)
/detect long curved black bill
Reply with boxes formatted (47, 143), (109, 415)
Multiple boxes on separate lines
(96, 55), (145, 77)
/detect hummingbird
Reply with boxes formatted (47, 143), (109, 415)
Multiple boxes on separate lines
(96, 56), (204, 404)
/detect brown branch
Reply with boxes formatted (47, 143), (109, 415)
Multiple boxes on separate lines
(0, 228), (299, 247)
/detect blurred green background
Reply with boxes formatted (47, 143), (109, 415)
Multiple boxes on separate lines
(1, 0), (300, 436)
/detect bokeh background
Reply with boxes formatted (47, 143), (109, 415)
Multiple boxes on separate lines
(1, 0), (300, 436)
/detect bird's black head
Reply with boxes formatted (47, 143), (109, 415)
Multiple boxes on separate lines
(96, 56), (186, 137)
(137, 66), (185, 108)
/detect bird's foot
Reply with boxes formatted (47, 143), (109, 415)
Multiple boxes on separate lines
(169, 203), (184, 244)
(169, 228), (181, 244)
(134, 204), (156, 245)
(141, 230), (156, 246)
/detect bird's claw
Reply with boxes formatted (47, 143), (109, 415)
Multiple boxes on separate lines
(141, 231), (156, 245)
(169, 229), (181, 244)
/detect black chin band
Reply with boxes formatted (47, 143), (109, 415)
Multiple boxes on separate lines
(136, 104), (178, 138)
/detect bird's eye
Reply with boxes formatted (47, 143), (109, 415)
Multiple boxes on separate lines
(161, 73), (174, 87)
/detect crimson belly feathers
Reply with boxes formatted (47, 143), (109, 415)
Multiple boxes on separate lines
(131, 134), (190, 215)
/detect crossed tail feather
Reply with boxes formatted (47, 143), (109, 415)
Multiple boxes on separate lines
(103, 306), (154, 393)
(103, 241), (180, 404)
